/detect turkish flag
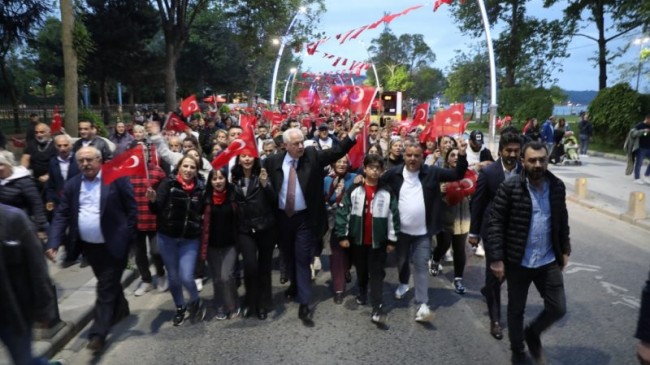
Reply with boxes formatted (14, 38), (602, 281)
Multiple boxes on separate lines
(262, 111), (285, 127)
(496, 115), (512, 129)
(419, 119), (435, 143)
(434, 104), (467, 137)
(434, 0), (452, 12)
(211, 126), (258, 170)
(102, 145), (147, 185)
(51, 105), (63, 134)
(411, 102), (429, 127)
(240, 114), (258, 131)
(296, 89), (322, 116)
(444, 170), (478, 206)
(330, 85), (376, 115)
(347, 116), (369, 170)
(164, 112), (187, 134)
(180, 95), (200, 117)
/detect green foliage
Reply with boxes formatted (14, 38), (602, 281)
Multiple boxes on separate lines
(385, 66), (414, 93)
(410, 66), (447, 101)
(588, 83), (645, 145)
(498, 87), (553, 122)
(444, 50), (489, 103)
(78, 109), (108, 137)
(219, 104), (231, 115)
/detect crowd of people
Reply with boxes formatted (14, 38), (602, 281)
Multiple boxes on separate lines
(0, 105), (648, 365)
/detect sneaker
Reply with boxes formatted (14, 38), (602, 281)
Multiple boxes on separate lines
(394, 284), (410, 299)
(356, 292), (368, 305)
(635, 179), (646, 185)
(310, 263), (316, 281)
(371, 306), (386, 324)
(195, 278), (203, 292)
(453, 278), (466, 295)
(173, 306), (187, 326)
(415, 303), (434, 322)
(429, 261), (442, 276)
(228, 307), (241, 320)
(156, 275), (169, 292)
(644, 177), (650, 185)
(443, 249), (453, 262)
(313, 256), (322, 271)
(188, 299), (207, 324)
(134, 281), (153, 296)
(214, 307), (227, 320)
(474, 243), (485, 257)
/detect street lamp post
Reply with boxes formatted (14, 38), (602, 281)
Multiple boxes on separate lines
(633, 36), (650, 91)
(283, 67), (298, 103)
(270, 6), (306, 110)
(476, 0), (498, 154)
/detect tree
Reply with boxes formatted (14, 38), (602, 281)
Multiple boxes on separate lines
(155, 0), (209, 112)
(546, 0), (646, 90)
(588, 83), (647, 145)
(0, 0), (48, 131)
(445, 50), (490, 119)
(410, 66), (446, 101)
(220, 0), (325, 105)
(450, 0), (571, 88)
(28, 18), (64, 98)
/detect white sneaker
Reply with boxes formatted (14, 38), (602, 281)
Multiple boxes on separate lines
(313, 256), (322, 271)
(156, 275), (168, 292)
(474, 243), (485, 257)
(394, 284), (410, 299)
(415, 303), (434, 322)
(644, 177), (650, 185)
(195, 278), (203, 292)
(134, 281), (153, 296)
(634, 179), (646, 185)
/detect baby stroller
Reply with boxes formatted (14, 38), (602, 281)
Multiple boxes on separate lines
(550, 131), (582, 165)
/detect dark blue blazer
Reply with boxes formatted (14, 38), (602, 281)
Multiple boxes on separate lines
(45, 156), (80, 206)
(47, 174), (137, 259)
(469, 158), (523, 241)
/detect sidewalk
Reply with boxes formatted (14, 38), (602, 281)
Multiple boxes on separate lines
(0, 253), (137, 364)
(548, 150), (650, 232)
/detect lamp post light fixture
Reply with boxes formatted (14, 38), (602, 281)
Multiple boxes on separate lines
(270, 5), (307, 110)
(283, 67), (298, 103)
(633, 36), (650, 91)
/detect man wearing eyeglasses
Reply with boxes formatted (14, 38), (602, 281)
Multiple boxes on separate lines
(46, 146), (136, 354)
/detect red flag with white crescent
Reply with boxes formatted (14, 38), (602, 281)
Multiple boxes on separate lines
(411, 102), (429, 127)
(101, 145), (147, 185)
(180, 95), (200, 117)
(444, 170), (478, 206)
(211, 126), (258, 170)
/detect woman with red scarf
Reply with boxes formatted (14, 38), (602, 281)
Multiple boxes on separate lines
(148, 155), (206, 326)
(200, 168), (240, 320)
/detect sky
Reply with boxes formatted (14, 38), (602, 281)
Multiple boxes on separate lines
(295, 0), (649, 94)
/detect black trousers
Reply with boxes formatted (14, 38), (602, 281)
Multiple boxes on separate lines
(238, 229), (275, 310)
(506, 262), (567, 352)
(351, 245), (387, 308)
(206, 245), (238, 311)
(433, 231), (467, 278)
(133, 230), (164, 283)
(483, 264), (504, 323)
(278, 211), (316, 305)
(82, 242), (128, 340)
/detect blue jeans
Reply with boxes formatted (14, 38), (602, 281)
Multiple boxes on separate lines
(157, 233), (199, 307)
(634, 148), (650, 179)
(395, 233), (432, 305)
(579, 134), (589, 155)
(0, 325), (49, 365)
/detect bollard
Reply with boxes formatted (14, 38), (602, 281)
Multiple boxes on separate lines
(575, 178), (588, 199)
(624, 191), (647, 221)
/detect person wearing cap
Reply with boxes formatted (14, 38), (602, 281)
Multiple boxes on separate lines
(467, 130), (495, 169)
(311, 123), (340, 151)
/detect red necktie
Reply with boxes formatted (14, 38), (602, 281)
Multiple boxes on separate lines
(285, 159), (297, 216)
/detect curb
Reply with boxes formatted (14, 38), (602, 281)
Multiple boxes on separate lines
(566, 195), (650, 233)
(38, 269), (138, 360)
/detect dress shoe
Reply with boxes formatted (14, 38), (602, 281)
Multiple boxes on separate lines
(257, 308), (268, 320)
(86, 336), (105, 353)
(279, 272), (288, 284)
(284, 286), (297, 300)
(490, 321), (504, 340)
(80, 257), (90, 268)
(61, 260), (76, 269)
(333, 292), (344, 305)
(524, 326), (546, 364)
(511, 350), (529, 365)
(298, 304), (314, 327)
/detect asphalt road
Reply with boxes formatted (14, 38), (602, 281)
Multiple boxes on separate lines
(53, 201), (648, 365)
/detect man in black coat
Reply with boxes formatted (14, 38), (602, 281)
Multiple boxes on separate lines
(488, 141), (571, 365)
(263, 120), (364, 326)
(46, 146), (136, 353)
(0, 203), (56, 365)
(468, 131), (522, 340)
(72, 119), (113, 162)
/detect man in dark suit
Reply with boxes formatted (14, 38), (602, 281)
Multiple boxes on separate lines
(46, 146), (136, 353)
(46, 134), (81, 267)
(468, 131), (522, 340)
(264, 121), (364, 326)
